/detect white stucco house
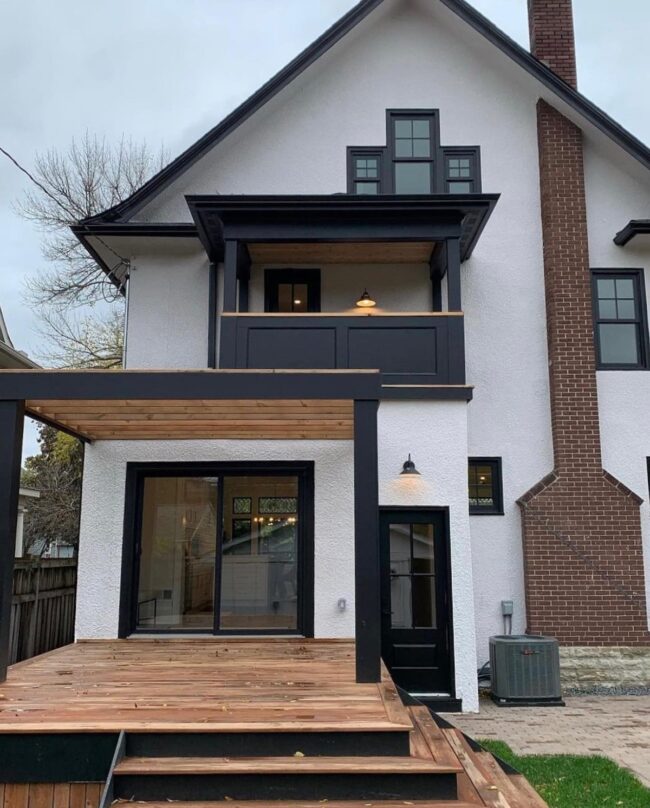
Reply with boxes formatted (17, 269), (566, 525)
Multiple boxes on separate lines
(1, 0), (649, 713)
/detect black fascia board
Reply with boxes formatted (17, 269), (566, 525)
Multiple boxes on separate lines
(186, 193), (499, 262)
(70, 222), (200, 291)
(614, 219), (650, 246)
(0, 370), (381, 402)
(78, 0), (648, 227)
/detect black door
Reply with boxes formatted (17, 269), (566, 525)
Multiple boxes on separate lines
(380, 509), (451, 694)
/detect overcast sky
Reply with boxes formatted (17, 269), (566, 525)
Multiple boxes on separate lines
(1, 0), (649, 457)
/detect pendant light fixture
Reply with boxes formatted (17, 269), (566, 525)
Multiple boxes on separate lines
(355, 288), (377, 308)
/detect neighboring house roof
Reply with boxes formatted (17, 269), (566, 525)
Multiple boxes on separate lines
(81, 0), (650, 227)
(0, 306), (40, 369)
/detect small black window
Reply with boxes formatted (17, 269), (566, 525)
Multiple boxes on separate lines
(351, 153), (381, 195)
(265, 269), (321, 313)
(468, 458), (503, 515)
(592, 270), (648, 369)
(443, 150), (480, 193)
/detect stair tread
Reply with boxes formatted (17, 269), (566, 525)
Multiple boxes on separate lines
(115, 754), (463, 775)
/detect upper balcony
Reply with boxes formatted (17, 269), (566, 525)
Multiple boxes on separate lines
(188, 195), (499, 399)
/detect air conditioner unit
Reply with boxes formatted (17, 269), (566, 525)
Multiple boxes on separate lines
(489, 635), (564, 706)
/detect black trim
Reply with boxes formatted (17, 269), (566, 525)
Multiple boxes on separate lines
(3, 369), (382, 401)
(0, 400), (25, 681)
(264, 268), (321, 312)
(78, 0), (649, 228)
(354, 399), (381, 683)
(208, 261), (217, 367)
(187, 194), (499, 263)
(126, 729), (410, 758)
(120, 461), (315, 638)
(380, 385), (473, 401)
(591, 268), (650, 370)
(614, 219), (650, 246)
(0, 733), (119, 782)
(468, 457), (504, 515)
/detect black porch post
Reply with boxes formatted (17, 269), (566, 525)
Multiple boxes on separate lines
(446, 236), (462, 311)
(353, 398), (381, 683)
(223, 239), (239, 312)
(0, 400), (25, 682)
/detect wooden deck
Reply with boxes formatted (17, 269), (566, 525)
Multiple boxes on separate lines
(0, 639), (411, 733)
(0, 640), (548, 807)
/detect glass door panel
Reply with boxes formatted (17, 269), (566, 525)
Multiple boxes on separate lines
(136, 476), (218, 630)
(388, 521), (437, 629)
(220, 476), (299, 631)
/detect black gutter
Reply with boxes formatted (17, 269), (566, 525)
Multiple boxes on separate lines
(614, 219), (650, 246)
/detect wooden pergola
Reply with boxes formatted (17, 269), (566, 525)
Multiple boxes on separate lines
(0, 369), (381, 684)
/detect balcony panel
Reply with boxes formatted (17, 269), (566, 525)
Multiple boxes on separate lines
(220, 314), (464, 386)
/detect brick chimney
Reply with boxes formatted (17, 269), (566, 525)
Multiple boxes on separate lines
(518, 2), (650, 647)
(528, 0), (577, 87)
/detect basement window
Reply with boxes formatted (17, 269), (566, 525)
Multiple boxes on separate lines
(592, 270), (649, 369)
(468, 458), (503, 515)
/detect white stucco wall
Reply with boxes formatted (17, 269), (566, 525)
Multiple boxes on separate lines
(113, 0), (558, 671)
(378, 400), (478, 712)
(584, 136), (650, 621)
(125, 244), (210, 369)
(76, 439), (355, 640)
(248, 263), (432, 313)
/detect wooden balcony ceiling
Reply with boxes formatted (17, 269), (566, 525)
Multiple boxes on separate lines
(25, 398), (354, 441)
(247, 241), (434, 265)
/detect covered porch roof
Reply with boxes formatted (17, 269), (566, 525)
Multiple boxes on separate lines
(187, 193), (499, 264)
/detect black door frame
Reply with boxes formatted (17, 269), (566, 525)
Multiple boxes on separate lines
(119, 461), (315, 638)
(379, 506), (455, 696)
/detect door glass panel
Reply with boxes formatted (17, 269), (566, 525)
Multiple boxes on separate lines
(412, 523), (434, 573)
(137, 477), (218, 630)
(388, 520), (437, 629)
(389, 524), (411, 574)
(390, 576), (412, 628)
(412, 576), (437, 628)
(221, 476), (298, 630)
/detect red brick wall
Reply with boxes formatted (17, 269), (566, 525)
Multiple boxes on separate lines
(528, 0), (577, 87)
(519, 100), (649, 645)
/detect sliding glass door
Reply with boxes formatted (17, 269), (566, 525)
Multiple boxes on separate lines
(133, 467), (305, 634)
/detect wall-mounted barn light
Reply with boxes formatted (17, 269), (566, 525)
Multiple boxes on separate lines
(400, 453), (420, 476)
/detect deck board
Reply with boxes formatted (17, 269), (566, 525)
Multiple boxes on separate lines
(0, 639), (413, 734)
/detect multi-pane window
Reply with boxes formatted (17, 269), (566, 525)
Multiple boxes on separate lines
(444, 153), (476, 193)
(391, 114), (435, 195)
(352, 154), (381, 195)
(592, 270), (648, 369)
(468, 458), (503, 515)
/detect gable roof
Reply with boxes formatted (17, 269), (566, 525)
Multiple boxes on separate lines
(83, 0), (650, 226)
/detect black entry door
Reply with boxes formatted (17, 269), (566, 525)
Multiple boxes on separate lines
(380, 509), (451, 694)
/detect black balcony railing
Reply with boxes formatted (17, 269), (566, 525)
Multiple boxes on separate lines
(219, 314), (465, 386)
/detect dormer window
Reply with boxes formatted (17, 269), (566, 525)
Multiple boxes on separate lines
(346, 109), (481, 195)
(350, 150), (382, 195)
(391, 112), (436, 195)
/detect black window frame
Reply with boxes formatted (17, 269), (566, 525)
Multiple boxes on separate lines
(387, 109), (440, 195)
(591, 269), (649, 370)
(442, 147), (482, 194)
(264, 268), (321, 313)
(345, 109), (481, 196)
(468, 457), (503, 516)
(347, 147), (385, 195)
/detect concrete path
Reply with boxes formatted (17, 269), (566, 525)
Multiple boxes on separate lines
(441, 695), (650, 788)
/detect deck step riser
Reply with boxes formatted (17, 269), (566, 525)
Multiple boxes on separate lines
(113, 773), (458, 802)
(126, 731), (411, 758)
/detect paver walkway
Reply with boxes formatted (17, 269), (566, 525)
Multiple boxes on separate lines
(441, 695), (650, 788)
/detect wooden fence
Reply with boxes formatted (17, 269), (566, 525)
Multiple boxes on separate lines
(9, 559), (77, 665)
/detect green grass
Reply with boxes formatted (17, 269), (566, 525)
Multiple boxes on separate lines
(478, 739), (650, 808)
